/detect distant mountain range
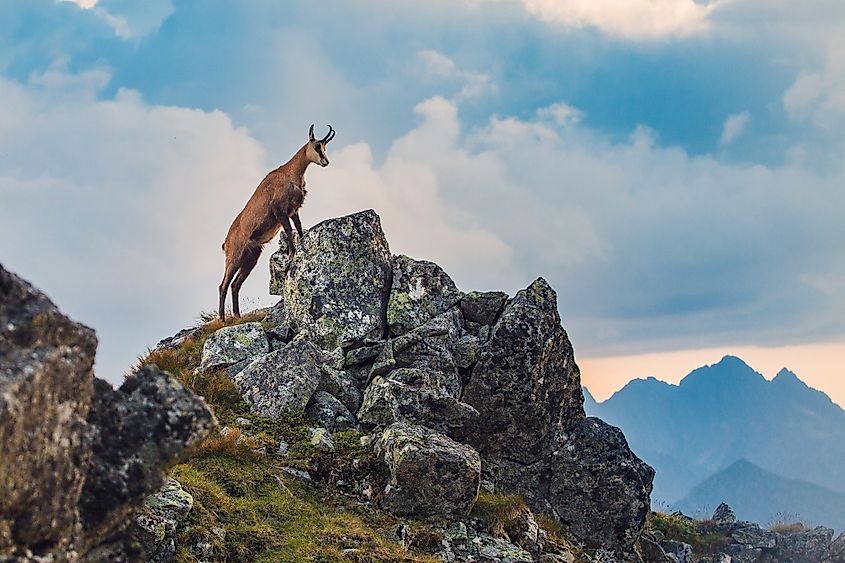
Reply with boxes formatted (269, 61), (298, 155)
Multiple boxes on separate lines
(675, 458), (845, 532)
(584, 355), (845, 529)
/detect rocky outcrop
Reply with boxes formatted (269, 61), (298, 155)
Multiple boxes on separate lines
(199, 321), (269, 373)
(233, 338), (323, 418)
(0, 263), (214, 561)
(270, 209), (392, 349)
(263, 210), (653, 559)
(387, 255), (462, 336)
(374, 423), (481, 517)
(458, 278), (584, 462)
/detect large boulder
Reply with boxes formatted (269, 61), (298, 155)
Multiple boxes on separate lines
(459, 290), (508, 327)
(357, 367), (478, 433)
(80, 367), (215, 544)
(199, 322), (269, 373)
(0, 264), (97, 553)
(0, 263), (214, 561)
(373, 423), (481, 517)
(774, 526), (834, 563)
(546, 417), (654, 561)
(270, 210), (392, 349)
(233, 339), (322, 418)
(458, 278), (584, 462)
(386, 254), (462, 336)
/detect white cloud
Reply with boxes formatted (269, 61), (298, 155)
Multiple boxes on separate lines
(537, 101), (584, 127)
(521, 0), (718, 40)
(783, 35), (845, 128)
(417, 50), (496, 100)
(720, 111), (750, 145)
(58, 0), (98, 8)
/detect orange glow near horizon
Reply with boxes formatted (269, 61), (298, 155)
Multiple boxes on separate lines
(578, 342), (845, 408)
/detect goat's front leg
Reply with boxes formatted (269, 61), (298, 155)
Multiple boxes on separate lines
(275, 209), (296, 258)
(292, 212), (304, 241)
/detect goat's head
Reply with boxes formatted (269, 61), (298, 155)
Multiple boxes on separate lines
(306, 124), (335, 167)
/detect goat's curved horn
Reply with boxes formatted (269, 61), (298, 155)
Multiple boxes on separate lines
(309, 124), (315, 141)
(322, 125), (335, 143)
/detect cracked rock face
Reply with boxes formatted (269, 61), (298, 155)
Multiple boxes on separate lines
(386, 254), (462, 336)
(0, 263), (214, 562)
(458, 278), (584, 463)
(270, 209), (392, 349)
(0, 264), (97, 554)
(374, 423), (481, 517)
(547, 417), (654, 561)
(233, 339), (323, 418)
(199, 322), (269, 373)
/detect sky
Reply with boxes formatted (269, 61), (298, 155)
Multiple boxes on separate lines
(0, 0), (843, 403)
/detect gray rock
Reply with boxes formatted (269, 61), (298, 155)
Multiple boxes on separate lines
(308, 427), (336, 451)
(277, 440), (290, 456)
(345, 343), (384, 367)
(774, 526), (833, 562)
(154, 325), (204, 352)
(199, 322), (269, 372)
(458, 278), (584, 462)
(357, 368), (478, 434)
(391, 308), (463, 379)
(373, 423), (480, 517)
(318, 365), (362, 413)
(270, 210), (392, 349)
(81, 367), (215, 538)
(713, 502), (737, 524)
(0, 263), (98, 553)
(265, 299), (291, 342)
(305, 391), (356, 433)
(827, 531), (845, 562)
(731, 523), (776, 549)
(234, 417), (252, 427)
(233, 339), (322, 418)
(281, 467), (311, 481)
(386, 254), (462, 336)
(454, 334), (481, 369)
(460, 290), (508, 326)
(663, 540), (693, 563)
(134, 478), (194, 563)
(546, 417), (654, 561)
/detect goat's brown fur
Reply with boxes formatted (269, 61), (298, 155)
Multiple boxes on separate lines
(219, 125), (335, 320)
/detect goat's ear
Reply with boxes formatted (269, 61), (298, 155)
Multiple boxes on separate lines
(308, 124), (315, 142)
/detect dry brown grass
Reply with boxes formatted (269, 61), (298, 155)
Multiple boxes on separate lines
(770, 522), (808, 535)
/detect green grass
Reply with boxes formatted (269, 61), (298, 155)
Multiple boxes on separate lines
(137, 310), (438, 562)
(646, 512), (730, 556)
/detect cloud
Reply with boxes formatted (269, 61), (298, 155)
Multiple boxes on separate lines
(537, 101), (584, 127)
(720, 111), (750, 145)
(783, 35), (845, 129)
(58, 0), (173, 39)
(520, 0), (718, 40)
(58, 0), (99, 8)
(0, 68), (267, 382)
(417, 50), (496, 100)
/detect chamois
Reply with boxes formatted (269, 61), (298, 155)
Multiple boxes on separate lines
(218, 124), (335, 321)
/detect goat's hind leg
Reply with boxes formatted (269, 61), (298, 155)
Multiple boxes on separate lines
(231, 242), (262, 318)
(218, 260), (238, 322)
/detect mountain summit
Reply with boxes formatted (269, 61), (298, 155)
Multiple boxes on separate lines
(586, 355), (845, 522)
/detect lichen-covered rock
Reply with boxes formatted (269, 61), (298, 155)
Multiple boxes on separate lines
(373, 423), (480, 517)
(827, 532), (845, 562)
(390, 308), (463, 378)
(199, 322), (269, 372)
(265, 299), (292, 343)
(233, 339), (322, 418)
(306, 391), (357, 433)
(730, 523), (776, 549)
(308, 427), (336, 451)
(546, 417), (654, 561)
(458, 278), (584, 462)
(664, 540), (693, 563)
(387, 255), (462, 336)
(80, 367), (215, 541)
(345, 343), (384, 367)
(454, 334), (481, 370)
(0, 263), (97, 554)
(357, 368), (478, 434)
(318, 365), (363, 413)
(460, 290), (508, 326)
(270, 210), (392, 349)
(712, 502), (737, 524)
(774, 526), (834, 563)
(134, 478), (194, 563)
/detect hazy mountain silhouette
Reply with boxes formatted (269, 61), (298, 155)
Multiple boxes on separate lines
(584, 356), (845, 510)
(675, 459), (845, 533)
